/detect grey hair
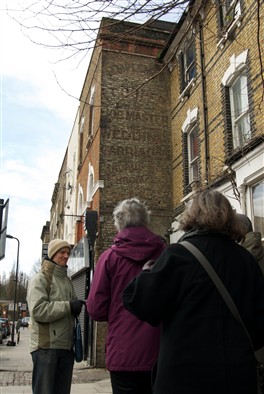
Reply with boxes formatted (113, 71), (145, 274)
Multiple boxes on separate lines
(113, 198), (151, 232)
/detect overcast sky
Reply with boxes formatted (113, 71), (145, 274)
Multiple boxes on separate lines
(0, 1), (90, 277)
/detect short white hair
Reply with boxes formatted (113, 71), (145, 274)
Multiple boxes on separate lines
(113, 198), (151, 232)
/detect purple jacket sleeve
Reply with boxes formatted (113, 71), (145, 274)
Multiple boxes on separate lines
(86, 252), (111, 321)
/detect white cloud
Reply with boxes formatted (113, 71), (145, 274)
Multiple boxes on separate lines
(0, 2), (88, 122)
(0, 2), (89, 276)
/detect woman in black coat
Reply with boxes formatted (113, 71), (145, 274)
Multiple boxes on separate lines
(123, 190), (264, 394)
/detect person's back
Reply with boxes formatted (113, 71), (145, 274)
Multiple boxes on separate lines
(123, 190), (264, 394)
(86, 198), (167, 394)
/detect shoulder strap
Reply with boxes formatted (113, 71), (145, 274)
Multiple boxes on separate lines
(180, 240), (254, 349)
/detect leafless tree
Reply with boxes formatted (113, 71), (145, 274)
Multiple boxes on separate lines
(7, 0), (189, 62)
(2, 266), (29, 302)
(30, 258), (42, 276)
(5, 0), (263, 103)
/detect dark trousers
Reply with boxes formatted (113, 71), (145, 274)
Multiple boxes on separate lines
(110, 371), (153, 394)
(31, 349), (74, 394)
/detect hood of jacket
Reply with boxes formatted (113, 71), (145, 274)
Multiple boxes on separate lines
(111, 226), (166, 263)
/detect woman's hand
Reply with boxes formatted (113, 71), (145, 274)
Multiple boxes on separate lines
(142, 259), (156, 271)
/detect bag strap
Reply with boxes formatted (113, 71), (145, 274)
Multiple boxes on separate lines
(180, 240), (254, 350)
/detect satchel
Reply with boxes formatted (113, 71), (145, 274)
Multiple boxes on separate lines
(74, 317), (83, 362)
(180, 241), (264, 394)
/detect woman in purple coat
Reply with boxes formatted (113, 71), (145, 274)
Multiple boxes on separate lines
(86, 197), (167, 394)
(123, 190), (264, 394)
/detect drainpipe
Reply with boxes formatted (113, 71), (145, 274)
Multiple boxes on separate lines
(198, 20), (209, 183)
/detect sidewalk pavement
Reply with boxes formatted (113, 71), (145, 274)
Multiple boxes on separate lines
(0, 328), (112, 394)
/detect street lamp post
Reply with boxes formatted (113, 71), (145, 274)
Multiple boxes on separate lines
(6, 234), (20, 346)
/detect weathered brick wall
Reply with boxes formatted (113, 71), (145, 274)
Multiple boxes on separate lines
(50, 151), (68, 239)
(92, 49), (173, 366)
(80, 20), (174, 367)
(99, 49), (173, 240)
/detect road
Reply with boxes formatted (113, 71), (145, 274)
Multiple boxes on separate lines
(0, 326), (111, 393)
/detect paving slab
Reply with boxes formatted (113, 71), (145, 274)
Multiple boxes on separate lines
(0, 328), (111, 394)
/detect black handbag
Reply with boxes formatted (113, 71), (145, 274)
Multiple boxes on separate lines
(180, 240), (264, 394)
(74, 317), (83, 362)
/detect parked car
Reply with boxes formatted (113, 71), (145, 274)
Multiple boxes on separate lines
(0, 327), (3, 344)
(0, 318), (11, 336)
(0, 319), (8, 338)
(21, 317), (30, 327)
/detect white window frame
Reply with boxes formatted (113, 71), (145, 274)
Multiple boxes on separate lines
(183, 39), (196, 85)
(187, 125), (199, 183)
(77, 186), (84, 216)
(229, 73), (250, 149)
(87, 163), (94, 204)
(89, 85), (95, 137)
(182, 107), (199, 184)
(221, 0), (241, 27)
(222, 50), (251, 150)
(177, 28), (196, 100)
(79, 116), (85, 134)
(217, 0), (242, 48)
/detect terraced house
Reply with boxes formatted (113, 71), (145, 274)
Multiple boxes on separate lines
(44, 0), (264, 367)
(166, 0), (264, 241)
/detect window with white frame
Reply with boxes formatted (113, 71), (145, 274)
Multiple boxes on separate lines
(222, 50), (251, 151)
(179, 38), (196, 92)
(87, 164), (94, 203)
(89, 85), (95, 137)
(79, 116), (85, 133)
(182, 107), (199, 185)
(229, 73), (250, 148)
(77, 187), (84, 216)
(219, 0), (241, 29)
(188, 125), (199, 182)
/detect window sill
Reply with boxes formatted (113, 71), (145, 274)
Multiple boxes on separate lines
(86, 135), (93, 150)
(179, 78), (196, 102)
(217, 14), (243, 49)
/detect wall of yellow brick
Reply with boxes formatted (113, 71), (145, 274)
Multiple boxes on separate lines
(169, 0), (264, 212)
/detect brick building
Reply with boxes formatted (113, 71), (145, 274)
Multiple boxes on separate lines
(76, 17), (175, 366)
(162, 0), (264, 241)
(76, 17), (175, 242)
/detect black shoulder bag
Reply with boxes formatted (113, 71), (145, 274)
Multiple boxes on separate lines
(180, 240), (264, 394)
(74, 316), (83, 362)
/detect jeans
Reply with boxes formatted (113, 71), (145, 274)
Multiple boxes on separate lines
(31, 349), (74, 394)
(110, 371), (153, 394)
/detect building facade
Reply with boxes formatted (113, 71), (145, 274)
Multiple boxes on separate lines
(76, 17), (175, 366)
(41, 0), (264, 367)
(163, 0), (264, 241)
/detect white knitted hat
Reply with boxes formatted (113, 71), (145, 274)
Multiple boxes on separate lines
(48, 239), (71, 259)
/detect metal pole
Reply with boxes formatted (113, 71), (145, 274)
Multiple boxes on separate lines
(6, 234), (20, 346)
